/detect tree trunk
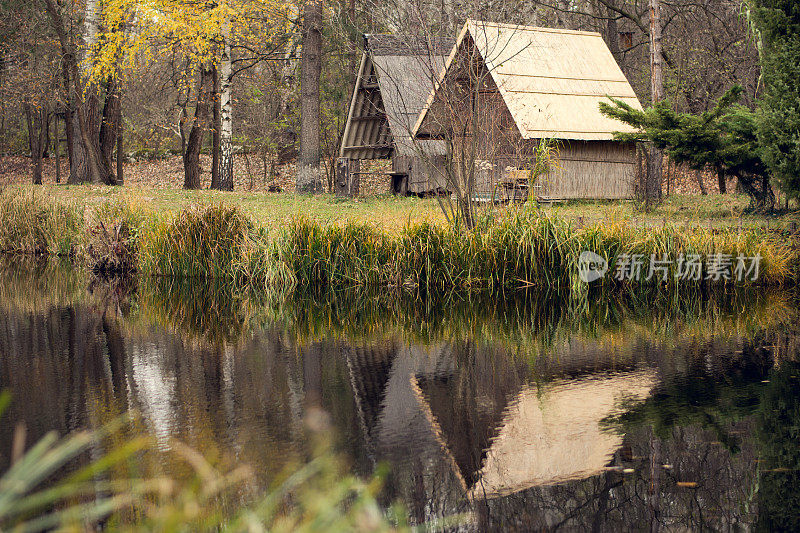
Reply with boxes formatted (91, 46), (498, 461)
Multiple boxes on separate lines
(555, 0), (570, 28)
(695, 168), (707, 195)
(63, 0), (115, 185)
(24, 103), (48, 185)
(42, 0), (115, 187)
(646, 0), (664, 209)
(54, 114), (61, 183)
(116, 94), (123, 184)
(717, 167), (727, 194)
(218, 26), (234, 191)
(67, 88), (115, 185)
(277, 5), (300, 163)
(183, 68), (213, 190)
(735, 172), (774, 212)
(210, 65), (221, 189)
(297, 0), (324, 193)
(99, 76), (120, 181)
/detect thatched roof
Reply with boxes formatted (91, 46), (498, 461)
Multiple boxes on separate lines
(339, 34), (453, 160)
(413, 20), (643, 141)
(365, 34), (455, 57)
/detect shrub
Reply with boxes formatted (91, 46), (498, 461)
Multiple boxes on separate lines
(83, 200), (142, 275)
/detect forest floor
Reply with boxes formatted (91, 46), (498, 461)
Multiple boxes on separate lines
(2, 155), (799, 232)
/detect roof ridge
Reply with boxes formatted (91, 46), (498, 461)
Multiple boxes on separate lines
(466, 19), (602, 38)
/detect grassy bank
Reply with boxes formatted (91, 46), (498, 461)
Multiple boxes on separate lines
(1, 187), (798, 293)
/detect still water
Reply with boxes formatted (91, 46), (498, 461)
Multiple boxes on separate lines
(1, 259), (799, 530)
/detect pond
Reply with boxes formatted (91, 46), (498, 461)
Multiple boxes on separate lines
(1, 259), (799, 530)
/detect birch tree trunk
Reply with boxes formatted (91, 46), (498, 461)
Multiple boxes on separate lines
(278, 4), (299, 161)
(646, 0), (663, 207)
(296, 0), (324, 193)
(218, 20), (234, 191)
(210, 65), (221, 189)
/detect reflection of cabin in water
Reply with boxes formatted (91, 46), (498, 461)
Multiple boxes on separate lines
(342, 336), (657, 520)
(413, 20), (644, 200)
(339, 35), (453, 195)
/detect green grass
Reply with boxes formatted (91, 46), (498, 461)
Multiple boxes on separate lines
(6, 183), (800, 232)
(9, 184), (446, 232)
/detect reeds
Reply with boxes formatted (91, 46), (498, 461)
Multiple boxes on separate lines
(83, 199), (142, 274)
(262, 208), (797, 294)
(0, 189), (82, 255)
(138, 203), (252, 279)
(0, 196), (796, 293)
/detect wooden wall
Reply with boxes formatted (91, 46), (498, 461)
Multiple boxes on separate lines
(393, 154), (448, 194)
(469, 140), (634, 200)
(539, 140), (636, 199)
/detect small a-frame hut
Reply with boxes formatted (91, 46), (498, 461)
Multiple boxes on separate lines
(413, 21), (644, 200)
(339, 35), (453, 195)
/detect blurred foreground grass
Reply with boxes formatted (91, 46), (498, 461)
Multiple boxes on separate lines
(0, 391), (412, 532)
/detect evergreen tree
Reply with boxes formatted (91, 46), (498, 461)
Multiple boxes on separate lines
(600, 86), (775, 211)
(749, 0), (800, 198)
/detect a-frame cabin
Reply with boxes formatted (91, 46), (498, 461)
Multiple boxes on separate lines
(339, 34), (453, 195)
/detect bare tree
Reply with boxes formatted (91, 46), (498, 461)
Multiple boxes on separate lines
(645, 0), (663, 207)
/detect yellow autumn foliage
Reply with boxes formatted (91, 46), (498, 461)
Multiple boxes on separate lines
(88, 0), (293, 85)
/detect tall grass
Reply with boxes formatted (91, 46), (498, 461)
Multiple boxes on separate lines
(0, 195), (796, 293)
(139, 204), (252, 279)
(0, 189), (82, 255)
(264, 208), (797, 294)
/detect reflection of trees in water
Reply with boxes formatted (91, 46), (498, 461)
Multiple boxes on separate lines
(756, 361), (800, 531)
(3, 261), (800, 529)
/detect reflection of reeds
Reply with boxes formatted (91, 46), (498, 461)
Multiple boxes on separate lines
(137, 275), (252, 344)
(258, 286), (796, 360)
(0, 257), (795, 356)
(0, 256), (85, 312)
